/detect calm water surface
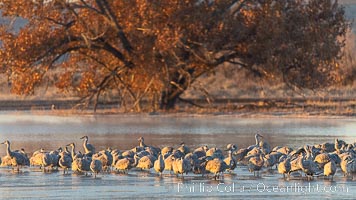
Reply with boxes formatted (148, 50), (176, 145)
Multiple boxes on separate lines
(0, 113), (355, 199)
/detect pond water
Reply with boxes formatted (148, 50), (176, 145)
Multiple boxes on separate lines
(0, 113), (355, 199)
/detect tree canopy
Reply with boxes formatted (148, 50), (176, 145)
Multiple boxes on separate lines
(0, 0), (349, 111)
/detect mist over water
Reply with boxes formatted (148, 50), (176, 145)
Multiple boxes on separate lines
(0, 113), (355, 152)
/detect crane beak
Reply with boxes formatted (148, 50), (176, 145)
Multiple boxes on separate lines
(80, 136), (86, 139)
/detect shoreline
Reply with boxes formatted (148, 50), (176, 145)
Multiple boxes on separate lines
(0, 98), (354, 118)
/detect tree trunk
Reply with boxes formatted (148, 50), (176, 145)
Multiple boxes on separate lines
(159, 89), (182, 110)
(160, 67), (194, 110)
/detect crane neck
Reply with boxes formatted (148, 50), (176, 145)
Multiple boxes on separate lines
(255, 135), (260, 145)
(71, 145), (76, 158)
(228, 151), (233, 158)
(139, 141), (146, 148)
(5, 142), (11, 157)
(133, 155), (139, 166)
(83, 138), (90, 153)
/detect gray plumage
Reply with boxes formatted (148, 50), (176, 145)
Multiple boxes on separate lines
(177, 143), (190, 155)
(206, 148), (224, 160)
(263, 153), (277, 169)
(172, 157), (191, 178)
(247, 154), (264, 177)
(193, 146), (208, 159)
(80, 136), (95, 156)
(1, 140), (30, 172)
(59, 150), (72, 174)
(92, 150), (113, 172)
(72, 156), (91, 175)
(90, 159), (103, 178)
(138, 137), (160, 156)
(298, 153), (319, 180)
(42, 151), (60, 172)
(278, 157), (291, 179)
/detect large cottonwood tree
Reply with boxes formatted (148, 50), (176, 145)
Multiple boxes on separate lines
(0, 0), (349, 111)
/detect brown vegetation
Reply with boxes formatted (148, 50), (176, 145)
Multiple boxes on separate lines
(0, 0), (351, 112)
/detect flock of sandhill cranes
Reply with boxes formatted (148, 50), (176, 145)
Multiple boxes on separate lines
(0, 134), (355, 180)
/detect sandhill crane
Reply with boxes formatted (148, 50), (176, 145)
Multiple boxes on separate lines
(206, 147), (224, 160)
(172, 157), (191, 178)
(324, 159), (336, 180)
(161, 146), (173, 157)
(247, 134), (263, 151)
(205, 158), (228, 180)
(335, 138), (346, 152)
(72, 156), (91, 175)
(278, 157), (291, 179)
(273, 146), (293, 155)
(234, 148), (248, 162)
(109, 148), (122, 166)
(164, 154), (174, 174)
(90, 159), (102, 178)
(263, 153), (277, 169)
(184, 153), (199, 174)
(246, 147), (263, 159)
(224, 150), (237, 172)
(259, 140), (271, 155)
(114, 157), (131, 173)
(136, 155), (154, 170)
(67, 142), (90, 175)
(122, 149), (135, 158)
(1, 140), (30, 172)
(92, 150), (113, 173)
(138, 137), (160, 156)
(154, 154), (165, 176)
(298, 147), (319, 180)
(80, 136), (95, 156)
(340, 156), (356, 177)
(177, 142), (190, 155)
(66, 143), (82, 159)
(193, 146), (208, 159)
(314, 153), (331, 169)
(59, 150), (72, 174)
(30, 149), (46, 168)
(114, 155), (138, 174)
(41, 150), (60, 172)
(247, 154), (264, 177)
(172, 149), (185, 159)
